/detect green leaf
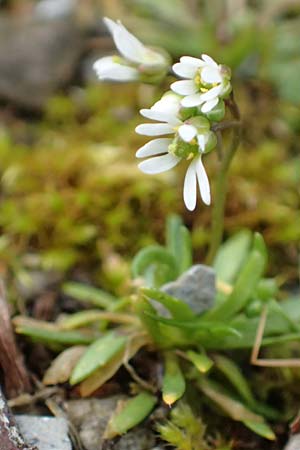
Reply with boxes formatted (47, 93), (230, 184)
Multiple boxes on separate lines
(214, 355), (256, 407)
(213, 230), (252, 283)
(162, 352), (186, 405)
(135, 297), (165, 346)
(144, 313), (241, 340)
(197, 378), (265, 424)
(166, 214), (192, 274)
(141, 287), (195, 320)
(255, 278), (278, 301)
(15, 325), (94, 346)
(131, 245), (178, 286)
(62, 282), (117, 309)
(207, 237), (267, 321)
(243, 420), (275, 440)
(252, 232), (268, 263)
(104, 392), (157, 438)
(70, 332), (126, 384)
(187, 350), (213, 373)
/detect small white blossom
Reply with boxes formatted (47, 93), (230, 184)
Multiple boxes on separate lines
(171, 54), (231, 112)
(135, 93), (216, 210)
(93, 18), (169, 82)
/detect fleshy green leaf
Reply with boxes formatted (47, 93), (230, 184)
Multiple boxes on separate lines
(104, 392), (157, 438)
(213, 230), (252, 283)
(243, 420), (275, 440)
(14, 323), (94, 346)
(70, 332), (126, 384)
(207, 237), (267, 321)
(135, 296), (165, 346)
(214, 355), (256, 407)
(78, 334), (149, 397)
(141, 287), (195, 320)
(162, 352), (186, 405)
(197, 378), (264, 423)
(132, 245), (178, 286)
(62, 282), (117, 309)
(166, 214), (192, 274)
(187, 350), (213, 373)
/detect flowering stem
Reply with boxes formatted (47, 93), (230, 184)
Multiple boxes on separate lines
(206, 94), (241, 265)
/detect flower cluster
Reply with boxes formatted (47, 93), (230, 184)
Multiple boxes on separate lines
(93, 18), (170, 83)
(94, 18), (232, 211)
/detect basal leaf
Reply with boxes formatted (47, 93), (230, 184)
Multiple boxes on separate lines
(162, 352), (186, 405)
(243, 420), (275, 440)
(70, 332), (126, 385)
(187, 350), (213, 373)
(104, 391), (157, 438)
(213, 230), (252, 283)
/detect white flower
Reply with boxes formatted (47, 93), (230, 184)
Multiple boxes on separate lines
(93, 17), (169, 82)
(171, 54), (231, 112)
(135, 93), (216, 210)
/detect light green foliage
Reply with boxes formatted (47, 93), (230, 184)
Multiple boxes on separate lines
(162, 352), (186, 405)
(206, 233), (268, 320)
(62, 282), (117, 309)
(4, 2), (300, 443)
(70, 332), (126, 384)
(132, 215), (192, 287)
(104, 391), (157, 438)
(213, 230), (252, 284)
(13, 223), (300, 442)
(157, 402), (230, 450)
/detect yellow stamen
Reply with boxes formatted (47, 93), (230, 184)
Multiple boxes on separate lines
(187, 153), (194, 160)
(194, 74), (201, 85)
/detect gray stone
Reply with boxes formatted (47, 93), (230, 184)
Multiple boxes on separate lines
(15, 415), (71, 450)
(0, 17), (83, 109)
(284, 434), (300, 450)
(65, 396), (125, 450)
(34, 0), (78, 20)
(162, 264), (216, 315)
(113, 427), (156, 450)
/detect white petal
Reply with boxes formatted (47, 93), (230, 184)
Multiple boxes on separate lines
(181, 93), (204, 107)
(180, 56), (206, 68)
(199, 84), (223, 102)
(171, 80), (198, 96)
(140, 109), (181, 126)
(201, 54), (218, 67)
(178, 124), (197, 142)
(152, 95), (181, 116)
(201, 97), (219, 113)
(183, 160), (197, 211)
(138, 154), (180, 174)
(195, 157), (211, 205)
(93, 57), (138, 81)
(136, 138), (171, 158)
(135, 123), (174, 136)
(172, 62), (197, 78)
(197, 134), (206, 152)
(201, 66), (222, 84)
(103, 17), (146, 64)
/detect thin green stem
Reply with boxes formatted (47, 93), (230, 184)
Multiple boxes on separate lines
(206, 94), (241, 265)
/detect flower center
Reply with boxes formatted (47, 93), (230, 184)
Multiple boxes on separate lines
(168, 135), (199, 159)
(194, 68), (220, 90)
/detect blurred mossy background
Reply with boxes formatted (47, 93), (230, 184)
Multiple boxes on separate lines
(0, 0), (299, 298)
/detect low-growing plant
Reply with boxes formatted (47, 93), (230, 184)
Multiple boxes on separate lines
(14, 216), (300, 441)
(10, 12), (300, 449)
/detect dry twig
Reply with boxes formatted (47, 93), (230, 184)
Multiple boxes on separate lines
(0, 280), (31, 397)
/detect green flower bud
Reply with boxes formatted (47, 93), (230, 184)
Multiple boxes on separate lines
(204, 100), (225, 122)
